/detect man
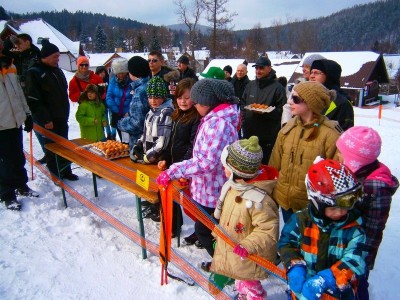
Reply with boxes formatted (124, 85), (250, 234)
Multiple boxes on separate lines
(223, 65), (233, 82)
(177, 55), (198, 81)
(231, 63), (250, 103)
(148, 50), (173, 97)
(301, 54), (325, 81)
(241, 56), (287, 163)
(25, 40), (79, 181)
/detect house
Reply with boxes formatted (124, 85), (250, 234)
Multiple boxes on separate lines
(0, 18), (84, 71)
(288, 52), (389, 107)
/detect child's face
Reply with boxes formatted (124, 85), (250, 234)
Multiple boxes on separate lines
(177, 89), (194, 111)
(324, 206), (348, 221)
(289, 91), (309, 116)
(148, 96), (164, 109)
(87, 91), (97, 101)
(195, 103), (211, 116)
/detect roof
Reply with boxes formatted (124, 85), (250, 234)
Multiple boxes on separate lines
(383, 54), (400, 79)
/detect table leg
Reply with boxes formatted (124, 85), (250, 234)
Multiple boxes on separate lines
(92, 173), (99, 199)
(136, 196), (147, 259)
(55, 154), (68, 208)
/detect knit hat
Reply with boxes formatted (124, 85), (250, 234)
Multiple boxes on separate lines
(293, 81), (334, 114)
(177, 55), (189, 65)
(77, 56), (89, 66)
(336, 126), (381, 172)
(190, 78), (238, 106)
(128, 56), (150, 78)
(311, 59), (342, 89)
(252, 56), (271, 67)
(111, 58), (129, 74)
(40, 40), (59, 58)
(226, 136), (263, 179)
(302, 54), (326, 67)
(223, 65), (232, 75)
(200, 67), (225, 79)
(146, 76), (168, 99)
(79, 84), (100, 103)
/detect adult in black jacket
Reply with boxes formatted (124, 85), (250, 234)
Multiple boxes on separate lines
(177, 55), (198, 81)
(231, 63), (250, 104)
(25, 40), (78, 181)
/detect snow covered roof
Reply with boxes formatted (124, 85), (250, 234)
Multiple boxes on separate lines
(383, 54), (400, 79)
(118, 52), (168, 61)
(85, 53), (117, 67)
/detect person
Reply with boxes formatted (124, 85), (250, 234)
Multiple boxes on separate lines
(241, 56), (287, 163)
(95, 66), (112, 139)
(148, 50), (174, 97)
(336, 126), (399, 299)
(68, 56), (104, 103)
(211, 136), (279, 300)
(75, 84), (107, 142)
(231, 63), (250, 103)
(200, 66), (225, 80)
(278, 158), (367, 300)
(157, 78), (200, 237)
(0, 56), (38, 211)
(223, 65), (233, 82)
(118, 56), (151, 150)
(269, 81), (342, 223)
(106, 58), (133, 141)
(176, 55), (198, 81)
(310, 59), (354, 131)
(25, 40), (79, 181)
(156, 78), (240, 263)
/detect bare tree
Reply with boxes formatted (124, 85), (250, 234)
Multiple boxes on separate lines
(201, 0), (237, 58)
(175, 0), (203, 70)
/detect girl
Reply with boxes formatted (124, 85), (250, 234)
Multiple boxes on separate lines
(269, 81), (342, 223)
(76, 84), (107, 142)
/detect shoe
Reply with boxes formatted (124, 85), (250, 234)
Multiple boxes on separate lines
(200, 261), (212, 272)
(16, 185), (39, 198)
(38, 156), (47, 164)
(274, 254), (281, 266)
(61, 173), (79, 181)
(195, 240), (204, 249)
(183, 232), (198, 245)
(5, 199), (22, 211)
(150, 211), (160, 222)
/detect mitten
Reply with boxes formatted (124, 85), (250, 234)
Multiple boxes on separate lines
(24, 115), (33, 132)
(287, 265), (307, 294)
(132, 144), (144, 160)
(157, 171), (171, 187)
(233, 244), (248, 259)
(301, 268), (336, 300)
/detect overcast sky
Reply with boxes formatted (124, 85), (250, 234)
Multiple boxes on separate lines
(1, 0), (377, 30)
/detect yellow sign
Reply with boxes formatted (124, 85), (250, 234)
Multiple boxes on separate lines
(136, 170), (149, 191)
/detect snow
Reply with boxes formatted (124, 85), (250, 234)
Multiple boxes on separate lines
(1, 70), (399, 299)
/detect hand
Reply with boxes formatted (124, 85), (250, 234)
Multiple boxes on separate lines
(287, 265), (307, 294)
(132, 144), (144, 160)
(157, 171), (171, 187)
(158, 160), (167, 170)
(301, 269), (336, 300)
(102, 121), (107, 127)
(233, 244), (248, 259)
(44, 121), (54, 129)
(178, 178), (189, 187)
(24, 115), (33, 132)
(143, 154), (150, 164)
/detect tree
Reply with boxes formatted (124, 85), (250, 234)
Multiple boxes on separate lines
(201, 0), (237, 59)
(149, 28), (161, 52)
(94, 23), (107, 53)
(0, 6), (9, 20)
(134, 32), (145, 52)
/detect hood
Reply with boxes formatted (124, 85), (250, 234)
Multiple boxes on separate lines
(130, 76), (150, 90)
(152, 98), (174, 112)
(163, 69), (180, 82)
(364, 162), (399, 191)
(203, 104), (240, 129)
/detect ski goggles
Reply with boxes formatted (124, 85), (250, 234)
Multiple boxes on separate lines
(333, 184), (363, 209)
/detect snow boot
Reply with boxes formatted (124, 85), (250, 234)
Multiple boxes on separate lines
(183, 232), (198, 245)
(5, 198), (22, 211)
(16, 185), (39, 198)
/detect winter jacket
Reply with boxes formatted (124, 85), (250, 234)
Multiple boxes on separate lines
(68, 71), (104, 102)
(211, 168), (279, 280)
(136, 99), (174, 163)
(354, 161), (399, 270)
(106, 75), (133, 116)
(269, 115), (341, 211)
(75, 101), (106, 142)
(231, 74), (250, 102)
(118, 76), (151, 147)
(179, 67), (198, 81)
(0, 64), (31, 130)
(278, 207), (367, 299)
(25, 61), (70, 125)
(322, 89), (354, 131)
(166, 104), (240, 208)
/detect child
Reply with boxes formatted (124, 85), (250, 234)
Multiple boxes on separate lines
(76, 84), (107, 142)
(157, 78), (240, 261)
(278, 158), (367, 300)
(269, 81), (342, 223)
(211, 136), (279, 300)
(336, 126), (399, 299)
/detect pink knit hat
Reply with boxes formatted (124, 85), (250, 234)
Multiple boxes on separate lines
(77, 56), (89, 66)
(336, 126), (381, 172)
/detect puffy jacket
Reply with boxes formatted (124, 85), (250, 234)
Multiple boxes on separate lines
(68, 71), (104, 102)
(106, 75), (133, 116)
(75, 101), (106, 142)
(269, 115), (341, 211)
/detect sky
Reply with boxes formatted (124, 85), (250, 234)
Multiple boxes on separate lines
(1, 0), (378, 30)
(0, 69), (399, 299)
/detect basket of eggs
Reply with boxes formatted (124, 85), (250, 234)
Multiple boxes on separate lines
(84, 140), (130, 160)
(244, 103), (275, 113)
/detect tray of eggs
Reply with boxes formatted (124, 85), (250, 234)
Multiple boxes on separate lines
(244, 103), (275, 113)
(83, 140), (130, 160)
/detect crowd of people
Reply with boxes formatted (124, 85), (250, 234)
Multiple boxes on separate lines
(1, 32), (398, 300)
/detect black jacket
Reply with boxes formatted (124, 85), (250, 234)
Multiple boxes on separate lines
(322, 87), (354, 131)
(179, 67), (198, 81)
(231, 74), (250, 102)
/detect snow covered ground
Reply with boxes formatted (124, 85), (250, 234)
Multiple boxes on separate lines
(1, 76), (399, 299)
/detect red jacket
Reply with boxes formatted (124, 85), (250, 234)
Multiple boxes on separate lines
(68, 71), (103, 102)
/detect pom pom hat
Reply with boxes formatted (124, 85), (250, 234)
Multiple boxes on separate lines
(146, 76), (168, 99)
(293, 81), (334, 114)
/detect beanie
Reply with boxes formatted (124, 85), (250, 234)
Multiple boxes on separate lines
(146, 76), (168, 99)
(311, 59), (342, 89)
(190, 78), (238, 106)
(200, 67), (225, 79)
(336, 126), (381, 172)
(223, 65), (232, 75)
(293, 81), (334, 114)
(302, 54), (326, 67)
(226, 136), (263, 179)
(77, 56), (89, 66)
(128, 56), (150, 78)
(111, 58), (129, 74)
(40, 40), (59, 58)
(177, 55), (190, 65)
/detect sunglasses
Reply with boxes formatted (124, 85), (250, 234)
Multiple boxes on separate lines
(148, 59), (159, 63)
(291, 95), (304, 104)
(79, 64), (89, 67)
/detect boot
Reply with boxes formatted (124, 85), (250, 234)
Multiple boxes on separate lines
(5, 198), (22, 211)
(16, 185), (39, 198)
(183, 232), (198, 245)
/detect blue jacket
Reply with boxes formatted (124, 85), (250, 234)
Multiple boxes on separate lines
(106, 75), (133, 116)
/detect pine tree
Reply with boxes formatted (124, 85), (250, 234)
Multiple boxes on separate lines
(134, 32), (145, 52)
(149, 29), (161, 52)
(94, 23), (107, 53)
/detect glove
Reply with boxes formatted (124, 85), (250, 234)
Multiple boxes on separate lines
(157, 171), (171, 187)
(132, 144), (144, 160)
(24, 115), (33, 132)
(287, 265), (307, 294)
(233, 244), (248, 259)
(301, 269), (336, 300)
(143, 154), (150, 164)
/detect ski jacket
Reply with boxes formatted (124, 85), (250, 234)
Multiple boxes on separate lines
(322, 89), (354, 131)
(68, 71), (104, 103)
(75, 100), (106, 142)
(106, 75), (133, 116)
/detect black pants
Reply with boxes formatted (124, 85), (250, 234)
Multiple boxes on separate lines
(195, 204), (215, 257)
(111, 112), (122, 141)
(0, 128), (28, 201)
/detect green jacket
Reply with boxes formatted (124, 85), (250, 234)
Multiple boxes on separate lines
(76, 101), (106, 142)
